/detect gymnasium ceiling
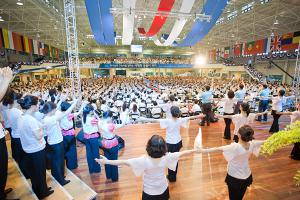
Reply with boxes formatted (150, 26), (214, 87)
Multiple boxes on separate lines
(0, 0), (300, 55)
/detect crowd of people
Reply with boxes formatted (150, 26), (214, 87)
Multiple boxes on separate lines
(79, 56), (192, 64)
(0, 70), (299, 200)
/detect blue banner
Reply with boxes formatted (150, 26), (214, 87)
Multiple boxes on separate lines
(99, 63), (193, 68)
(85, 0), (115, 45)
(177, 0), (227, 47)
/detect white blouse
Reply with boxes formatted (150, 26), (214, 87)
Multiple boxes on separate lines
(19, 114), (46, 153)
(231, 113), (256, 135)
(7, 107), (23, 138)
(43, 113), (63, 145)
(160, 118), (189, 144)
(82, 115), (98, 134)
(0, 123), (5, 139)
(222, 98), (237, 114)
(127, 153), (180, 195)
(221, 141), (263, 179)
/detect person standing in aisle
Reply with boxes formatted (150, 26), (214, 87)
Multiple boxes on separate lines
(198, 125), (265, 200)
(200, 79), (214, 126)
(257, 84), (270, 122)
(221, 90), (237, 140)
(18, 95), (53, 199)
(269, 89), (287, 133)
(139, 106), (203, 182)
(234, 80), (246, 114)
(41, 98), (78, 185)
(0, 67), (15, 200)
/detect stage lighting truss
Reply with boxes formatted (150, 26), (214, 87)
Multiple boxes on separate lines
(110, 7), (211, 22)
(292, 42), (300, 103)
(64, 0), (81, 98)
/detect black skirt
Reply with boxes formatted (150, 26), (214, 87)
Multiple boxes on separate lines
(142, 188), (170, 200)
(225, 174), (253, 188)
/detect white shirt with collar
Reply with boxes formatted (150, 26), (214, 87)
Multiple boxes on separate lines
(7, 107), (23, 138)
(43, 112), (63, 145)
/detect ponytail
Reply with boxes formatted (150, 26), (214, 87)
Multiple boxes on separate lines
(241, 102), (250, 117)
(83, 104), (94, 124)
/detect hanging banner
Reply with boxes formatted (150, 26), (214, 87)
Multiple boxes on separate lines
(100, 63), (193, 68)
(138, 0), (175, 37)
(85, 0), (115, 45)
(154, 0), (195, 46)
(122, 0), (137, 45)
(177, 0), (227, 47)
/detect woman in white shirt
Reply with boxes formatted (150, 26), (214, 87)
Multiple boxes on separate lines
(269, 89), (286, 133)
(82, 104), (101, 173)
(18, 95), (53, 199)
(59, 101), (85, 170)
(139, 106), (202, 182)
(95, 135), (197, 200)
(97, 111), (127, 182)
(216, 103), (268, 143)
(199, 125), (265, 200)
(41, 99), (78, 185)
(5, 91), (29, 178)
(221, 90), (237, 140)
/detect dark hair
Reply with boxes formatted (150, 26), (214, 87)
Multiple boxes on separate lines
(194, 99), (199, 104)
(238, 125), (255, 142)
(278, 89), (285, 97)
(241, 102), (250, 116)
(239, 84), (244, 90)
(83, 104), (94, 123)
(170, 106), (180, 118)
(41, 102), (57, 114)
(205, 85), (210, 91)
(146, 135), (167, 158)
(133, 104), (138, 112)
(61, 101), (71, 112)
(122, 103), (128, 112)
(2, 91), (22, 106)
(169, 95), (175, 102)
(103, 111), (112, 119)
(227, 90), (235, 99)
(263, 84), (268, 89)
(153, 101), (158, 106)
(17, 95), (39, 110)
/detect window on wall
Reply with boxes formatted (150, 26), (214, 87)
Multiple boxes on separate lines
(241, 2), (254, 13)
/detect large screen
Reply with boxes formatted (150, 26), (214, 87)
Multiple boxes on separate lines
(131, 45), (143, 53)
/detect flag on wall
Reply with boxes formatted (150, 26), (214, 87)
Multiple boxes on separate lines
(253, 39), (266, 54)
(2, 29), (10, 49)
(281, 32), (298, 50)
(33, 40), (39, 55)
(270, 36), (281, 52)
(224, 47), (230, 58)
(8, 30), (15, 50)
(0, 29), (4, 49)
(292, 31), (300, 46)
(12, 32), (23, 52)
(44, 44), (49, 56)
(244, 41), (255, 55)
(233, 44), (242, 56)
(23, 36), (30, 53)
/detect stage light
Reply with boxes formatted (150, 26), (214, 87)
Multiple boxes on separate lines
(16, 0), (23, 6)
(195, 56), (206, 65)
(0, 16), (4, 22)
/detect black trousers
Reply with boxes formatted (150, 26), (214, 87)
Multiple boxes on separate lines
(166, 141), (182, 182)
(224, 113), (234, 139)
(291, 143), (300, 160)
(49, 142), (66, 185)
(103, 146), (119, 182)
(11, 137), (29, 178)
(0, 137), (8, 200)
(201, 103), (212, 126)
(142, 187), (169, 200)
(269, 110), (281, 133)
(25, 148), (49, 199)
(225, 174), (253, 200)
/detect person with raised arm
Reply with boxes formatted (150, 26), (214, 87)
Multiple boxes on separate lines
(95, 135), (198, 200)
(198, 125), (265, 200)
(216, 102), (268, 142)
(138, 106), (203, 182)
(41, 96), (78, 185)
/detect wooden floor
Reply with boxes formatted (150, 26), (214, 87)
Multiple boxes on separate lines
(72, 116), (300, 200)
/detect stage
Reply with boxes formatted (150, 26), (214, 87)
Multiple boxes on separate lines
(72, 117), (300, 200)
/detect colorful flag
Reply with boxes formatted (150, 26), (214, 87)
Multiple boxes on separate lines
(2, 29), (10, 49)
(0, 28), (4, 49)
(12, 32), (23, 52)
(44, 44), (49, 56)
(23, 36), (30, 53)
(28, 38), (33, 53)
(253, 39), (265, 54)
(270, 36), (281, 52)
(265, 37), (271, 53)
(292, 31), (300, 45)
(281, 32), (298, 50)
(8, 30), (15, 50)
(244, 41), (255, 55)
(224, 46), (230, 58)
(233, 44), (242, 56)
(33, 40), (39, 55)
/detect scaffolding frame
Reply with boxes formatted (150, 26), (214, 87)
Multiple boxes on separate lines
(64, 0), (81, 98)
(292, 42), (300, 104)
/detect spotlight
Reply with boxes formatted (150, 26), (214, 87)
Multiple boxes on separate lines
(16, 0), (23, 6)
(195, 56), (206, 65)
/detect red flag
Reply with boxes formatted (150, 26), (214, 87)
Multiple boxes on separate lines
(234, 44), (242, 56)
(253, 39), (265, 54)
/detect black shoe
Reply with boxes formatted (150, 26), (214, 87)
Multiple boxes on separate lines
(40, 190), (54, 199)
(62, 180), (71, 186)
(4, 188), (13, 195)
